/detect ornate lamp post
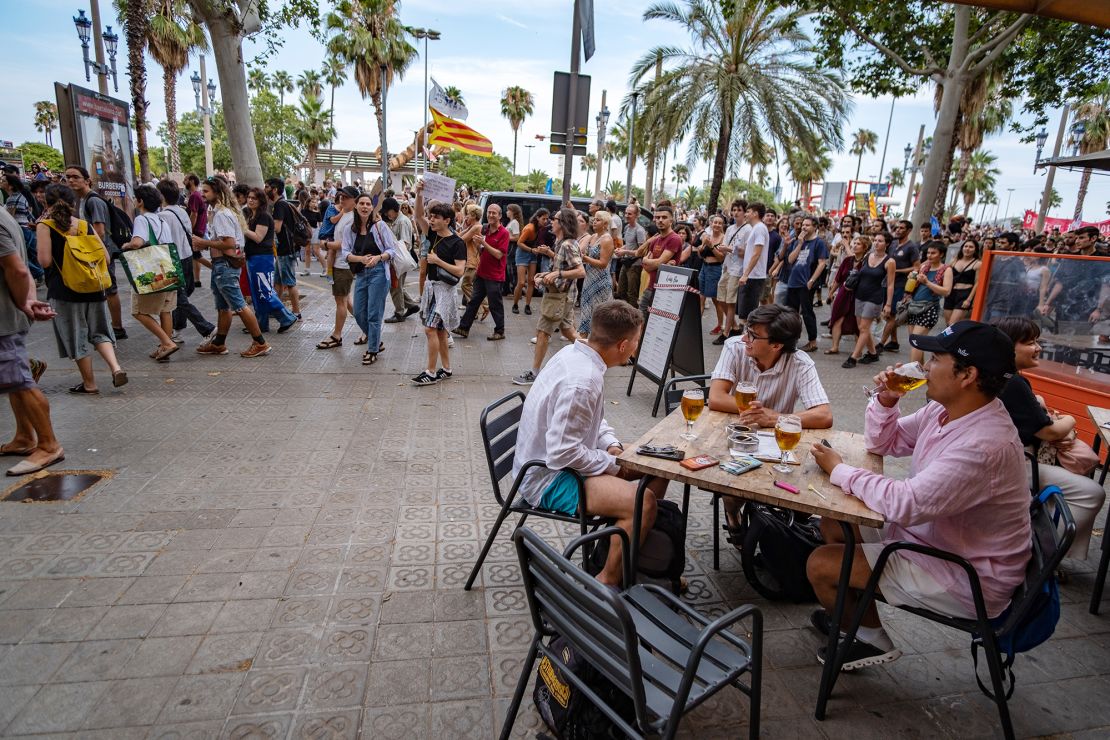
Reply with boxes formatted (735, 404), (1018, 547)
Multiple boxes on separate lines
(594, 94), (609, 197)
(73, 6), (119, 94)
(191, 64), (218, 176)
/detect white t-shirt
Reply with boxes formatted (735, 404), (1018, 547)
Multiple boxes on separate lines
(207, 207), (244, 249)
(159, 205), (193, 257)
(333, 211), (355, 269)
(507, 219), (521, 240)
(132, 212), (168, 245)
(743, 222), (769, 280)
(723, 223), (751, 276)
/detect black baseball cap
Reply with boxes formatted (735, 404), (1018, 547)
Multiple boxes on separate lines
(908, 321), (1015, 379)
(338, 186), (360, 199)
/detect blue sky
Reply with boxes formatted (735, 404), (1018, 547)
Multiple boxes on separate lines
(4, 0), (1108, 222)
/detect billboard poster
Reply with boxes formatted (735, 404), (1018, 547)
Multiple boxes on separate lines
(67, 84), (134, 203)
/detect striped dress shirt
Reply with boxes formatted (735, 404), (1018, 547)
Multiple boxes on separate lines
(710, 336), (829, 413)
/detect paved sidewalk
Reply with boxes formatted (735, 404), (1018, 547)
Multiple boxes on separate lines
(0, 273), (1105, 738)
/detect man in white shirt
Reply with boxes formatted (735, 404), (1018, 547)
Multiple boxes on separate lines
(714, 199), (750, 345)
(737, 202), (769, 323)
(156, 179), (215, 342)
(513, 300), (669, 587)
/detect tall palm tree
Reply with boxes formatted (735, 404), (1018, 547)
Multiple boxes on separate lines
(949, 71), (1011, 214)
(499, 85), (534, 191)
(630, 0), (848, 214)
(850, 129), (878, 185)
(33, 102), (58, 147)
(271, 70), (294, 109)
(247, 67), (270, 94)
(298, 69), (323, 100)
(1072, 81), (1110, 220)
(296, 93), (335, 184)
(114, 0), (153, 181)
(607, 180), (625, 200)
(682, 184), (702, 207)
(321, 58), (347, 152)
(786, 142), (832, 208)
(146, 0), (206, 173)
(957, 150), (999, 215)
(672, 163), (689, 189)
(325, 0), (417, 175)
(602, 141), (619, 188)
(580, 153), (598, 190)
(443, 86), (465, 109)
(887, 167), (905, 188)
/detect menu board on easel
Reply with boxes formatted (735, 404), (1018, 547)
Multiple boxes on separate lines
(626, 265), (704, 416)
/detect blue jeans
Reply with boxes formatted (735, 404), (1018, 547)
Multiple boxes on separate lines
(246, 254), (297, 331)
(353, 263), (389, 351)
(21, 227), (43, 280)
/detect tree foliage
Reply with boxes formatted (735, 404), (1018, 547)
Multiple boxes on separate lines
(18, 142), (64, 173)
(442, 152), (513, 192)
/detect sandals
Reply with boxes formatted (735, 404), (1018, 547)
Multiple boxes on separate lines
(823, 349), (840, 355)
(353, 335), (368, 346)
(316, 336), (342, 350)
(153, 345), (180, 362)
(362, 351), (377, 366)
(68, 383), (99, 395)
(112, 371), (128, 388)
(0, 445), (35, 457)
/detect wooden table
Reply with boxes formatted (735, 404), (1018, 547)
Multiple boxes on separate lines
(617, 407), (884, 723)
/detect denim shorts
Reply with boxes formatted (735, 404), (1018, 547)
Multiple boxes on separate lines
(699, 262), (722, 298)
(276, 255), (297, 287)
(211, 260), (248, 313)
(515, 248), (537, 267)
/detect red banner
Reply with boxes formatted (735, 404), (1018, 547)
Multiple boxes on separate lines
(1022, 210), (1110, 238)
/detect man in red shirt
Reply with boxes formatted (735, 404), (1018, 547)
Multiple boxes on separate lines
(454, 203), (509, 340)
(636, 204), (684, 323)
(184, 174), (207, 287)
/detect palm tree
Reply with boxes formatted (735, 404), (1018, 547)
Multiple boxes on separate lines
(602, 142), (619, 189)
(631, 0), (848, 214)
(298, 69), (323, 100)
(608, 118), (644, 188)
(607, 180), (625, 200)
(580, 153), (598, 190)
(271, 70), (294, 109)
(114, 0), (153, 181)
(957, 150), (999, 215)
(1044, 186), (1063, 213)
(247, 68), (270, 94)
(146, 0), (206, 173)
(325, 0), (417, 178)
(321, 58), (347, 152)
(682, 184), (702, 207)
(33, 102), (58, 147)
(1072, 81), (1110, 220)
(296, 93), (335, 184)
(672, 163), (689, 189)
(949, 72), (1011, 214)
(786, 142), (833, 208)
(499, 85), (534, 191)
(443, 86), (465, 109)
(850, 128), (878, 185)
(887, 167), (905, 188)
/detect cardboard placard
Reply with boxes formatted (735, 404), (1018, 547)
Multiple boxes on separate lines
(421, 172), (456, 204)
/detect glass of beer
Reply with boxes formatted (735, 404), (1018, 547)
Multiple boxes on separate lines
(680, 389), (705, 440)
(864, 361), (928, 399)
(734, 381), (757, 412)
(773, 414), (802, 473)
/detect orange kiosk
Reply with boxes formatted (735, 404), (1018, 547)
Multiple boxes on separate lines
(971, 249), (1110, 445)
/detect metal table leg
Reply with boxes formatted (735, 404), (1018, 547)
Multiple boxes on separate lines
(815, 520), (856, 721)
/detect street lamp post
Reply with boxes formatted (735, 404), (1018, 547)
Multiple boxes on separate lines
(1034, 127), (1049, 172)
(191, 60), (217, 176)
(410, 27), (441, 176)
(380, 63), (391, 189)
(902, 143), (912, 177)
(73, 4), (119, 94)
(903, 125), (925, 220)
(594, 91), (609, 198)
(524, 144), (534, 177)
(624, 91), (637, 206)
(1003, 187), (1015, 226)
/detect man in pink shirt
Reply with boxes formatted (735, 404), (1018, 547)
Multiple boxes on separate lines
(807, 321), (1030, 670)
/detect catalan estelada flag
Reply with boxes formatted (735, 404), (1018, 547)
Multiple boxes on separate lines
(428, 108), (493, 158)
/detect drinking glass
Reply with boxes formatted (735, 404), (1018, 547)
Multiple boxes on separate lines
(733, 381), (757, 412)
(679, 389), (704, 441)
(864, 361), (928, 399)
(773, 414), (802, 473)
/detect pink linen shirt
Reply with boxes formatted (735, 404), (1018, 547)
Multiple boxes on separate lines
(830, 397), (1031, 618)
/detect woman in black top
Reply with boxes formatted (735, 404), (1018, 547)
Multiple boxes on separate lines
(843, 231), (896, 368)
(243, 188), (298, 332)
(300, 191), (324, 276)
(35, 184), (127, 393)
(994, 316), (1105, 560)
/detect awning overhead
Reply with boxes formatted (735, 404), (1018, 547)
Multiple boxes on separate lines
(1038, 149), (1110, 173)
(945, 0), (1109, 28)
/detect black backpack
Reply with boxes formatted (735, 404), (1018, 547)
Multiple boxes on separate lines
(735, 503), (823, 602)
(286, 202), (311, 249)
(84, 192), (133, 253)
(587, 498), (687, 593)
(533, 634), (635, 739)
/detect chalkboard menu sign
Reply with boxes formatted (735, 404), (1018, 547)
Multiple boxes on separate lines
(626, 265), (704, 415)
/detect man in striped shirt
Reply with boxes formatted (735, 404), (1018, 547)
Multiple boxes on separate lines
(707, 304), (833, 527)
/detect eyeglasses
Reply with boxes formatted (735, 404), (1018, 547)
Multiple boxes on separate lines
(742, 327), (770, 343)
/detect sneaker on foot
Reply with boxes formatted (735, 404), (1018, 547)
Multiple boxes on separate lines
(411, 371), (438, 386)
(196, 341), (229, 355)
(712, 334), (727, 346)
(277, 317), (299, 334)
(240, 343), (271, 358)
(511, 304), (520, 314)
(524, 305), (532, 316)
(113, 326), (128, 339)
(529, 336), (537, 345)
(817, 640), (901, 672)
(487, 332), (505, 341)
(404, 305), (420, 318)
(710, 325), (722, 335)
(384, 315), (405, 323)
(452, 328), (469, 339)
(859, 352), (880, 364)
(513, 370), (537, 386)
(810, 609), (838, 637)
(882, 342), (900, 352)
(841, 357), (858, 369)
(435, 368), (453, 380)
(447, 335), (455, 348)
(171, 332), (184, 345)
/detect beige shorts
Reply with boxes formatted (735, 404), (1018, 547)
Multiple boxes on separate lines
(717, 271), (740, 302)
(538, 291), (573, 335)
(859, 525), (972, 618)
(131, 290), (177, 317)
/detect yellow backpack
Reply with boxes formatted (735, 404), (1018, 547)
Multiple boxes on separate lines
(43, 219), (112, 294)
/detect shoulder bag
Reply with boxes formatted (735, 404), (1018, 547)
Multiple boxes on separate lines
(120, 217), (185, 295)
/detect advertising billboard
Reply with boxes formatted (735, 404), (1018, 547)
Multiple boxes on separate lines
(55, 83), (134, 207)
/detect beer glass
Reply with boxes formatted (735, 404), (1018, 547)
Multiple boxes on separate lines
(773, 414), (802, 473)
(734, 381), (757, 412)
(864, 361), (927, 399)
(680, 389), (705, 441)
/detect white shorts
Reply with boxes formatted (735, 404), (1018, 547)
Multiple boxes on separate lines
(859, 526), (972, 618)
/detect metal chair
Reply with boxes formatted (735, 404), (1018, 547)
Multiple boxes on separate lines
(500, 526), (762, 740)
(464, 391), (607, 591)
(661, 373), (729, 571)
(825, 488), (1075, 740)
